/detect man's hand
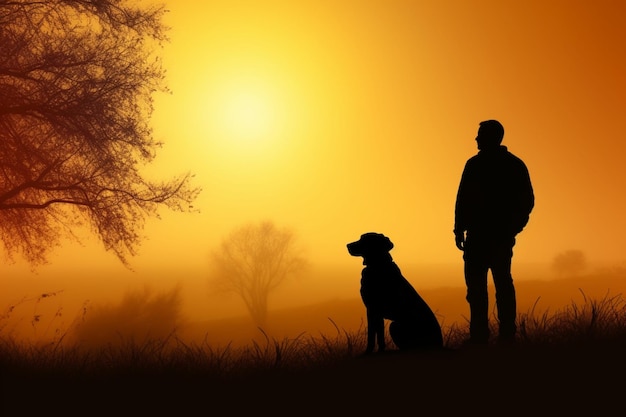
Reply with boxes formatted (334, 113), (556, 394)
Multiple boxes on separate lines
(455, 232), (465, 251)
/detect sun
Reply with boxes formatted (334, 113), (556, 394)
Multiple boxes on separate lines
(221, 90), (273, 143)
(184, 73), (290, 160)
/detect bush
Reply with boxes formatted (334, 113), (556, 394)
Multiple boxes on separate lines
(70, 286), (184, 350)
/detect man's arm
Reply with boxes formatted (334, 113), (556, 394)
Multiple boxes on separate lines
(454, 231), (465, 250)
(454, 163), (470, 250)
(512, 161), (535, 234)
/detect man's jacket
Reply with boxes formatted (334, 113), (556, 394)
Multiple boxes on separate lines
(454, 145), (534, 238)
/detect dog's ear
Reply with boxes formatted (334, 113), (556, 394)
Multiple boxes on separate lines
(380, 235), (394, 252)
(365, 233), (394, 253)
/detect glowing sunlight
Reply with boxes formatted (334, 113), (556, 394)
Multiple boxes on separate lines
(193, 74), (287, 157)
(220, 89), (273, 142)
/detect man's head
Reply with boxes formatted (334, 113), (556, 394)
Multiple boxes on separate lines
(476, 119), (504, 150)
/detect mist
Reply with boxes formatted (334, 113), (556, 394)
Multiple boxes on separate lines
(3, 237), (625, 349)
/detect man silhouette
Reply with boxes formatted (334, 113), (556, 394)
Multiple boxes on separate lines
(454, 120), (534, 344)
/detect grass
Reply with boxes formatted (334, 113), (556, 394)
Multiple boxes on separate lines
(2, 292), (626, 417)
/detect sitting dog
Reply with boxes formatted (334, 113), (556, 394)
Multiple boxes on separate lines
(347, 232), (443, 353)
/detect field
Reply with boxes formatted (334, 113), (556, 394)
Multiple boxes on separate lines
(179, 267), (626, 347)
(2, 270), (626, 416)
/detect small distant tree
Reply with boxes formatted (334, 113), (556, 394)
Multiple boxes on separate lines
(0, 0), (200, 266)
(552, 249), (587, 277)
(209, 221), (307, 328)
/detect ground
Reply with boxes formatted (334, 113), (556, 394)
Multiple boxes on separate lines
(2, 342), (623, 417)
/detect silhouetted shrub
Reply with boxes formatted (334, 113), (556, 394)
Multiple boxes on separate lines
(552, 249), (587, 276)
(71, 286), (184, 349)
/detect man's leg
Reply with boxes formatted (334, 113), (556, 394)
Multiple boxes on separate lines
(464, 247), (490, 343)
(492, 242), (516, 342)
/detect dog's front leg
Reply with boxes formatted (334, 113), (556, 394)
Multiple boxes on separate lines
(366, 309), (385, 353)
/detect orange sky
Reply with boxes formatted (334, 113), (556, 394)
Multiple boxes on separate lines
(3, 0), (626, 331)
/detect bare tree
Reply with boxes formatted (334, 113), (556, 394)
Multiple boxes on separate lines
(209, 221), (307, 328)
(0, 0), (199, 266)
(552, 249), (587, 277)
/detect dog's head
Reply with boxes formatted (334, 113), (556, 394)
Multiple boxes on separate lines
(347, 232), (394, 264)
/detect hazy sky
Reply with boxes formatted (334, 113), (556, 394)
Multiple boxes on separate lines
(3, 0), (626, 328)
(151, 0), (626, 266)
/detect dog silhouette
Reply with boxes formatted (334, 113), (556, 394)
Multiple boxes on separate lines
(347, 232), (443, 353)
